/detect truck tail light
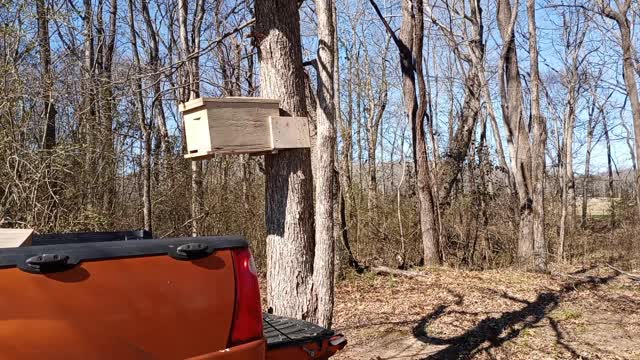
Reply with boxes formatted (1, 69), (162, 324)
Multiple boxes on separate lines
(229, 247), (262, 346)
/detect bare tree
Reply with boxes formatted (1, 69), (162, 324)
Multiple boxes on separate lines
(496, 0), (536, 264)
(127, 0), (152, 232)
(582, 97), (596, 227)
(558, 9), (587, 260)
(178, 0), (204, 236)
(528, 0), (548, 271)
(369, 0), (441, 266)
(96, 0), (118, 212)
(365, 50), (389, 215)
(140, 0), (170, 163)
(595, 0), (640, 210)
(36, 0), (56, 150)
(310, 0), (337, 328)
(413, 0), (441, 266)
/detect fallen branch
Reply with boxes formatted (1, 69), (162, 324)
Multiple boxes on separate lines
(371, 266), (430, 279)
(606, 264), (640, 282)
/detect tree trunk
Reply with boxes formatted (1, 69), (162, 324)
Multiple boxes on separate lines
(368, 0), (441, 265)
(436, 68), (482, 206)
(558, 13), (586, 259)
(582, 101), (595, 227)
(559, 155), (568, 260)
(603, 112), (616, 228)
(420, 0), (485, 211)
(527, 0), (547, 271)
(141, 0), (170, 164)
(477, 63), (513, 193)
(562, 78), (578, 236)
(82, 0), (98, 206)
(256, 0), (316, 320)
(310, 0), (336, 328)
(128, 0), (152, 233)
(98, 0), (118, 213)
(36, 0), (56, 150)
(367, 128), (378, 213)
(497, 0), (534, 265)
(364, 39), (389, 215)
(597, 0), (640, 211)
(619, 23), (640, 211)
(178, 0), (204, 236)
(412, 0), (440, 266)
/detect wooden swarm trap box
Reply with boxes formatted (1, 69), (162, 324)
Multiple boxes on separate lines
(0, 229), (33, 248)
(179, 97), (310, 160)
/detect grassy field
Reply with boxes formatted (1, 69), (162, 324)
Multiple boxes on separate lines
(576, 197), (619, 217)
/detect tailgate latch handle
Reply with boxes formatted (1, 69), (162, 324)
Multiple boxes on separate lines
(24, 254), (70, 273)
(170, 242), (211, 260)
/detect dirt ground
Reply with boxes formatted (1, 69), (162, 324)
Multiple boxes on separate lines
(332, 264), (640, 360)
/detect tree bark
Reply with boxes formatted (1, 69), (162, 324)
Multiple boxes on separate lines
(412, 0), (440, 266)
(527, 0), (547, 271)
(497, 0), (534, 264)
(310, 0), (336, 328)
(256, 0), (316, 320)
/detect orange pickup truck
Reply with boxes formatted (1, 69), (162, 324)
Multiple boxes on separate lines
(0, 231), (345, 359)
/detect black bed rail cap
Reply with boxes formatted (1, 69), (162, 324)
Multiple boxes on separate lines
(0, 236), (248, 272)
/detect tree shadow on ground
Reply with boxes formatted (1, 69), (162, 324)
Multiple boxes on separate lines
(412, 274), (617, 359)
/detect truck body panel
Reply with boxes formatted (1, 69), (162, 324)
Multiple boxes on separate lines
(0, 232), (345, 359)
(0, 237), (243, 359)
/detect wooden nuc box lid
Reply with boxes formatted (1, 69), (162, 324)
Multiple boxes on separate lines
(179, 97), (310, 160)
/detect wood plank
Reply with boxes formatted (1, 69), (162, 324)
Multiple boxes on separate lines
(179, 97), (279, 112)
(269, 116), (311, 149)
(208, 102), (278, 151)
(0, 229), (34, 248)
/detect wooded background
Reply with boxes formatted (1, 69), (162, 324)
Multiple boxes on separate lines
(1, 0), (640, 319)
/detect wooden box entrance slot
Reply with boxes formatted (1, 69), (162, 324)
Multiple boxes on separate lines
(179, 97), (310, 160)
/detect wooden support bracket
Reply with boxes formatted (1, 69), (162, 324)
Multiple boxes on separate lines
(269, 116), (311, 150)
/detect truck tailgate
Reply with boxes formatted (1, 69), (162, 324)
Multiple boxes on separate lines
(0, 236), (247, 359)
(264, 313), (346, 359)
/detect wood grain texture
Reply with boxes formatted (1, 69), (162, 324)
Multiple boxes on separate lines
(269, 116), (310, 149)
(0, 229), (33, 248)
(208, 102), (278, 151)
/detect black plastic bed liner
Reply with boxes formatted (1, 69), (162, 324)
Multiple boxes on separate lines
(263, 313), (334, 348)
